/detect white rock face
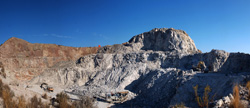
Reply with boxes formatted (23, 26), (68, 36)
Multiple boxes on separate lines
(128, 28), (198, 54)
(30, 28), (250, 108)
(223, 96), (231, 104)
(216, 99), (223, 107)
(98, 28), (199, 55)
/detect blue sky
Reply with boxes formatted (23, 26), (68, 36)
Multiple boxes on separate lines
(0, 0), (250, 53)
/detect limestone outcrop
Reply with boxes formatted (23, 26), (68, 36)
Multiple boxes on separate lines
(98, 28), (199, 55)
(11, 28), (250, 107)
(32, 49), (250, 107)
(220, 52), (250, 73)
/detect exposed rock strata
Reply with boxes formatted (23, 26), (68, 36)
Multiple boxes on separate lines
(98, 28), (199, 55)
(32, 49), (250, 107)
(0, 37), (99, 80)
(25, 28), (250, 107)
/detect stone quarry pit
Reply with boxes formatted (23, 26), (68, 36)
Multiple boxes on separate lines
(1, 28), (250, 108)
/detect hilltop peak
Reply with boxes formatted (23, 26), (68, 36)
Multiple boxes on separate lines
(98, 28), (198, 55)
(7, 37), (26, 41)
(149, 28), (188, 35)
(2, 37), (29, 46)
(128, 28), (198, 54)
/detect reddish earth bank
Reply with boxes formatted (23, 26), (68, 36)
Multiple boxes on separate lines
(0, 37), (99, 80)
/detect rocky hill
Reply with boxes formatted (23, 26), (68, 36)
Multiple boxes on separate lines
(29, 28), (250, 107)
(0, 37), (99, 80)
(98, 28), (199, 54)
(2, 28), (250, 107)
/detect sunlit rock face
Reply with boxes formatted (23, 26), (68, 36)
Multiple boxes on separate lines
(129, 28), (198, 54)
(0, 37), (99, 80)
(98, 28), (199, 55)
(7, 28), (250, 108)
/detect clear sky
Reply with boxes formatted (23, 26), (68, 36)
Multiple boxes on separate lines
(0, 0), (250, 53)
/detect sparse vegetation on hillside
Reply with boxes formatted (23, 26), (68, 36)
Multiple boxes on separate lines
(29, 95), (42, 108)
(56, 92), (96, 108)
(229, 85), (243, 108)
(0, 62), (6, 78)
(246, 81), (250, 100)
(2, 88), (16, 108)
(193, 85), (215, 108)
(0, 79), (96, 108)
(0, 79), (16, 108)
(0, 79), (49, 108)
(56, 92), (70, 108)
(17, 96), (26, 108)
(0, 79), (14, 98)
(72, 96), (96, 108)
